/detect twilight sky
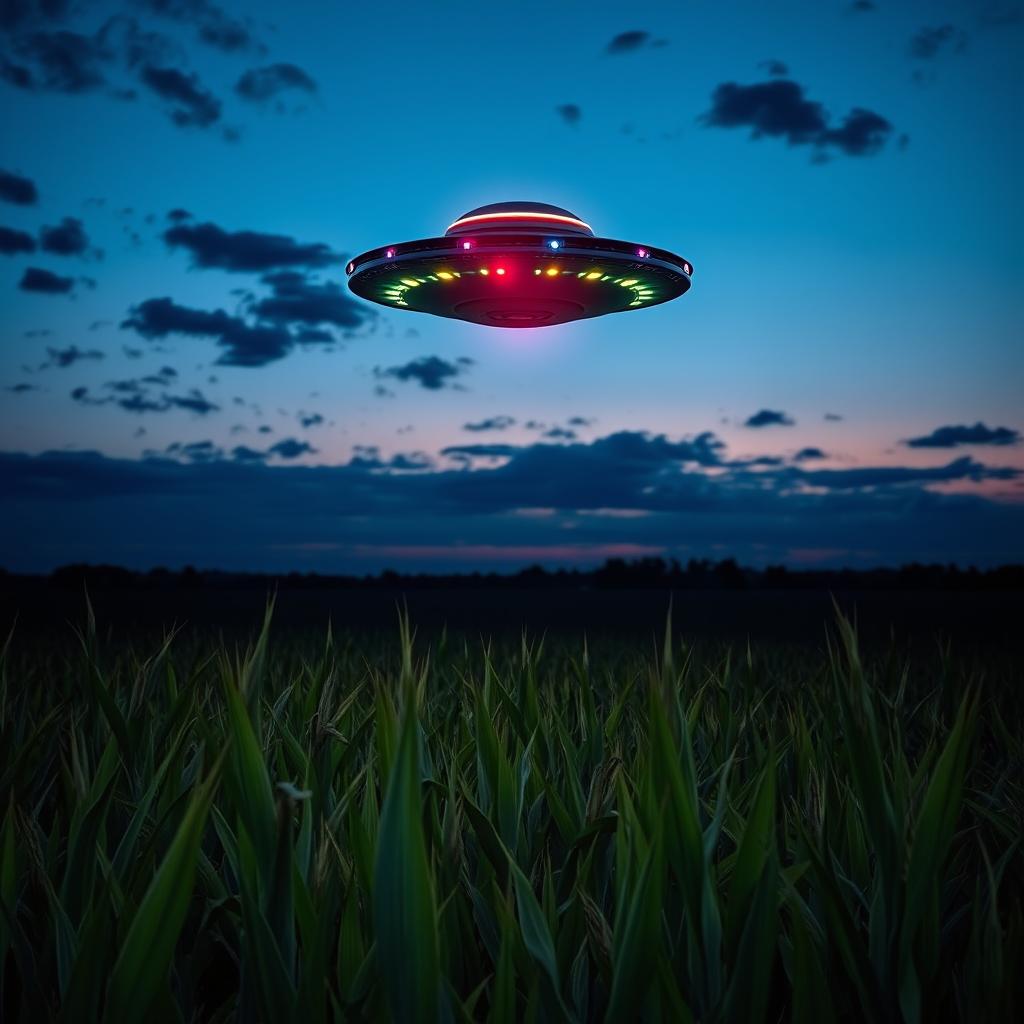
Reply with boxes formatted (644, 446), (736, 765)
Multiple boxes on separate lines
(1, 0), (1022, 572)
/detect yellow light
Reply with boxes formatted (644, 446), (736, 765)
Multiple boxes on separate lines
(586, 271), (602, 280)
(620, 279), (638, 287)
(401, 279), (419, 287)
(546, 266), (559, 277)
(479, 268), (489, 275)
(437, 271), (453, 280)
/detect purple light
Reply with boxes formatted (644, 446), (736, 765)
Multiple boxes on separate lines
(386, 248), (395, 258)
(346, 262), (354, 274)
(637, 248), (648, 258)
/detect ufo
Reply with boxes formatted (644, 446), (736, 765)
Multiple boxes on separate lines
(345, 201), (692, 328)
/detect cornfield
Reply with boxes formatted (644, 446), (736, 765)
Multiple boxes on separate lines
(0, 600), (1020, 1022)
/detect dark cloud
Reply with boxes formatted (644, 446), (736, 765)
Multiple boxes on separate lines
(555, 103), (581, 125)
(4, 29), (107, 92)
(1, 435), (1020, 570)
(137, 0), (259, 53)
(0, 224), (36, 253)
(6, 382), (38, 393)
(745, 408), (794, 428)
(43, 345), (104, 367)
(166, 207), (191, 222)
(122, 297), (295, 366)
(544, 427), (577, 441)
(759, 59), (788, 76)
(19, 266), (74, 293)
(295, 327), (334, 343)
(702, 79), (893, 157)
(164, 221), (342, 271)
(39, 215), (89, 255)
(793, 446), (827, 461)
(819, 109), (892, 156)
(227, 437), (318, 462)
(253, 271), (369, 329)
(443, 430), (726, 471)
(0, 57), (33, 86)
(794, 456), (1016, 490)
(141, 365), (177, 384)
(235, 62), (317, 102)
(909, 25), (968, 59)
(269, 438), (316, 459)
(72, 378), (218, 415)
(299, 411), (323, 428)
(442, 443), (519, 460)
(905, 423), (1020, 448)
(0, 168), (38, 205)
(848, 1), (876, 11)
(162, 439), (222, 462)
(464, 415), (515, 432)
(1, 15), (176, 97)
(374, 356), (474, 391)
(568, 416), (594, 427)
(1, 1), (72, 32)
(605, 31), (662, 55)
(350, 445), (432, 472)
(166, 388), (217, 414)
(824, 412), (843, 421)
(139, 65), (220, 127)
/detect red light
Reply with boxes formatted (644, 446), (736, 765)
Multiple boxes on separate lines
(495, 267), (506, 276)
(462, 240), (473, 250)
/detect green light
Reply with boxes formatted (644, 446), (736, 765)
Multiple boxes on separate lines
(586, 271), (602, 280)
(620, 279), (638, 287)
(400, 279), (419, 288)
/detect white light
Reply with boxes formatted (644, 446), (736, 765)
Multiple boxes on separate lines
(548, 240), (561, 250)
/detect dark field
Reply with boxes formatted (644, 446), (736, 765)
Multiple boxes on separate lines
(0, 583), (1021, 1022)
(3, 575), (1023, 650)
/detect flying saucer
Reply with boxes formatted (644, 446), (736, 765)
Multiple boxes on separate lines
(345, 201), (692, 328)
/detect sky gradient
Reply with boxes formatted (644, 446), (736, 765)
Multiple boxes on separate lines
(1, 0), (1022, 571)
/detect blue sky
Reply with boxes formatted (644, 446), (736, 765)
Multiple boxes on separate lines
(1, 0), (1022, 571)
